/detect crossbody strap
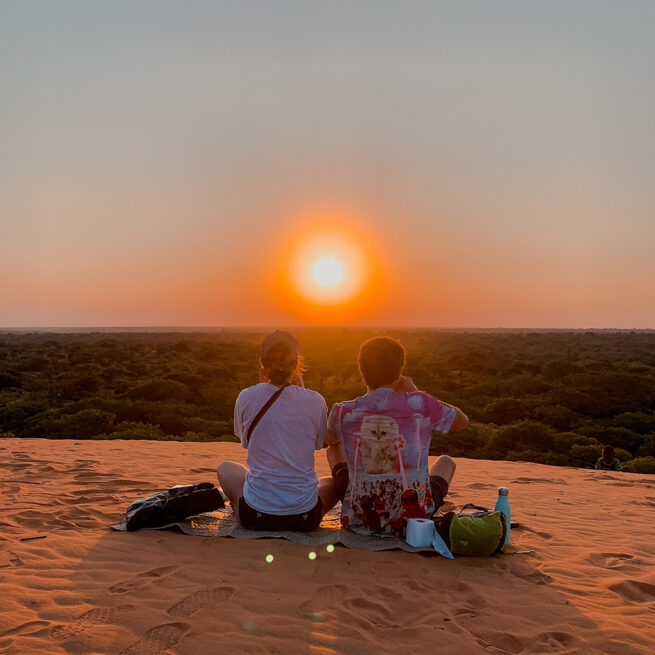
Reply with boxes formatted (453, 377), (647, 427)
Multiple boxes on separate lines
(245, 384), (288, 446)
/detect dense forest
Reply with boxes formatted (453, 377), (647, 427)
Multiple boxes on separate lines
(1, 330), (654, 474)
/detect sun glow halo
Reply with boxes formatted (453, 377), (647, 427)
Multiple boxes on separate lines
(312, 256), (344, 288)
(289, 233), (364, 305)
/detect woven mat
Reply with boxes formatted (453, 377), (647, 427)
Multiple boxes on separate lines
(111, 506), (436, 553)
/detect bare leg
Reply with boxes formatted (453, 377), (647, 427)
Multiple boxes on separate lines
(429, 455), (456, 485)
(216, 460), (247, 518)
(325, 442), (349, 504)
(317, 477), (340, 515)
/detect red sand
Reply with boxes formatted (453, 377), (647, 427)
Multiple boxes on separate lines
(1, 439), (654, 654)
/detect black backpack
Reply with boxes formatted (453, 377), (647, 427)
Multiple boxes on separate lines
(125, 482), (225, 531)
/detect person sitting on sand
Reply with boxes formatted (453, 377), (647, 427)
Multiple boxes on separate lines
(217, 330), (340, 532)
(594, 445), (623, 472)
(325, 336), (469, 536)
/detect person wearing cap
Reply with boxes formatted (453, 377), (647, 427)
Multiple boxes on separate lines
(217, 331), (340, 531)
(595, 445), (623, 471)
(325, 336), (469, 536)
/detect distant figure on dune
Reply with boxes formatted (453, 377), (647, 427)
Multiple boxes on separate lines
(325, 336), (469, 536)
(595, 445), (623, 472)
(216, 331), (340, 531)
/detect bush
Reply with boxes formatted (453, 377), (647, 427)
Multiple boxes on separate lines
(155, 411), (189, 436)
(623, 456), (655, 474)
(568, 444), (605, 468)
(614, 447), (634, 463)
(567, 443), (632, 468)
(483, 398), (534, 425)
(575, 426), (643, 456)
(487, 421), (555, 458)
(122, 379), (197, 404)
(185, 418), (234, 438)
(509, 375), (550, 395)
(637, 434), (655, 457)
(1, 330), (654, 471)
(108, 422), (165, 440)
(0, 399), (49, 431)
(542, 359), (579, 380)
(430, 422), (493, 458)
(570, 433), (601, 447)
(506, 449), (568, 466)
(535, 405), (578, 431)
(60, 375), (101, 399)
(611, 412), (655, 434)
(30, 409), (117, 439)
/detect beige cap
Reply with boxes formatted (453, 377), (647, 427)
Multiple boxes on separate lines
(260, 330), (298, 359)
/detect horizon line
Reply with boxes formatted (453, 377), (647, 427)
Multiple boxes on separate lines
(1, 325), (654, 333)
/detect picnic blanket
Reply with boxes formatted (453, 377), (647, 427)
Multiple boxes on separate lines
(111, 505), (438, 553)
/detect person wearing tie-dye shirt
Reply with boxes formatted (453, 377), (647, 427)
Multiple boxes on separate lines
(326, 336), (469, 536)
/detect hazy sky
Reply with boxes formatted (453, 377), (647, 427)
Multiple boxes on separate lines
(2, 1), (654, 328)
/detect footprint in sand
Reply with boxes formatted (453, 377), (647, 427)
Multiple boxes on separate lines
(38, 463), (69, 473)
(0, 621), (50, 639)
(52, 604), (134, 641)
(299, 585), (348, 613)
(368, 584), (405, 603)
(342, 596), (399, 629)
(0, 483), (20, 495)
(511, 477), (566, 485)
(511, 568), (552, 586)
(119, 622), (188, 655)
(450, 581), (490, 619)
(471, 630), (524, 654)
(608, 580), (655, 603)
(467, 482), (496, 490)
(5, 553), (24, 568)
(400, 577), (432, 593)
(108, 565), (179, 594)
(634, 496), (655, 508)
(167, 586), (234, 617)
(586, 552), (636, 570)
(537, 631), (577, 651)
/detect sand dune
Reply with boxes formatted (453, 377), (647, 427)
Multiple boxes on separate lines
(1, 438), (654, 654)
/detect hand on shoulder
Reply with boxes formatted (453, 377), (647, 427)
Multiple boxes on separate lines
(394, 375), (419, 392)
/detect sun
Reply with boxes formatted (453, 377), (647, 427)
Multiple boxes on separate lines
(312, 256), (344, 288)
(286, 233), (364, 304)
(271, 213), (387, 321)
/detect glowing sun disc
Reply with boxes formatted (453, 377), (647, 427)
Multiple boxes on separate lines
(312, 256), (344, 288)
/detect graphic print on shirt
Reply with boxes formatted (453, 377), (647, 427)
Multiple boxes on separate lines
(358, 415), (402, 474)
(343, 411), (434, 535)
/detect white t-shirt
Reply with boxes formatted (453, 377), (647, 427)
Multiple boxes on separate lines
(234, 383), (328, 515)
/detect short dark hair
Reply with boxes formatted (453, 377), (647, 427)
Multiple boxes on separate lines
(358, 336), (405, 389)
(602, 445), (615, 455)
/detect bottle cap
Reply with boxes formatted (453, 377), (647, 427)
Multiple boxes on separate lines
(498, 486), (509, 496)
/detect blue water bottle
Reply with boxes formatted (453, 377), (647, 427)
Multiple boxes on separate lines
(494, 486), (511, 546)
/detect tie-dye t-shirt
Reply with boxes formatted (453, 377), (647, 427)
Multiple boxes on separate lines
(327, 388), (456, 536)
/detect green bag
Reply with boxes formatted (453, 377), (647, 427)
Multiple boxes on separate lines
(435, 510), (507, 557)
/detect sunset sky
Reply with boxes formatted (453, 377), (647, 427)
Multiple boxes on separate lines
(2, 1), (654, 328)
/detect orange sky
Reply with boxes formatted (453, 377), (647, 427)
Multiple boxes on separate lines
(1, 2), (655, 328)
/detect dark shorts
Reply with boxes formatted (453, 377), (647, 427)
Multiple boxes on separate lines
(238, 496), (323, 532)
(429, 475), (449, 511)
